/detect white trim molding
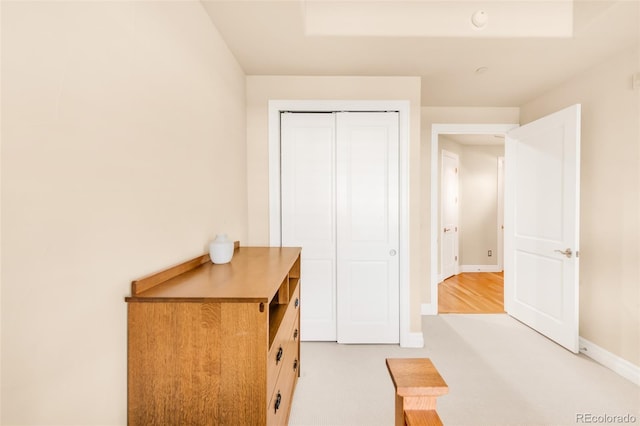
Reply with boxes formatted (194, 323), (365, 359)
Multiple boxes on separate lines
(421, 303), (437, 316)
(579, 337), (640, 385)
(460, 265), (502, 273)
(269, 100), (414, 348)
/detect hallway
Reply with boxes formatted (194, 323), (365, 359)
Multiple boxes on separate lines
(438, 272), (504, 314)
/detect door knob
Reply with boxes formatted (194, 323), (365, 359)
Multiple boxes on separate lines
(554, 248), (572, 258)
(389, 249), (397, 256)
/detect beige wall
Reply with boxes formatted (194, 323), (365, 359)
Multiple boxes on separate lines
(1, 2), (247, 424)
(520, 46), (640, 366)
(439, 135), (463, 156)
(459, 145), (504, 266)
(420, 107), (519, 302)
(246, 76), (423, 331)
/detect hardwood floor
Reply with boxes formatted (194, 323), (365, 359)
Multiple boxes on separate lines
(438, 272), (504, 314)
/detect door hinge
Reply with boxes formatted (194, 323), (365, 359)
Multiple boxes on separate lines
(455, 256), (458, 261)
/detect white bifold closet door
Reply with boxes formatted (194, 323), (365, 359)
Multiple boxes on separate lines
(281, 111), (399, 344)
(281, 113), (337, 341)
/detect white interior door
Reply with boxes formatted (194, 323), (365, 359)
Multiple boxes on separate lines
(441, 150), (459, 281)
(281, 113), (337, 341)
(336, 112), (399, 344)
(504, 104), (581, 353)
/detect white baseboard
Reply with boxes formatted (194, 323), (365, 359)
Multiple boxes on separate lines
(460, 264), (501, 273)
(402, 331), (425, 348)
(579, 337), (640, 386)
(421, 303), (437, 316)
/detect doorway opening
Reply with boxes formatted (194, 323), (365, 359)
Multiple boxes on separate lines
(437, 133), (506, 313)
(429, 124), (517, 315)
(430, 105), (581, 352)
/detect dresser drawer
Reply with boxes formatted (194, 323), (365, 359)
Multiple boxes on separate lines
(267, 384), (291, 426)
(267, 317), (299, 426)
(287, 312), (300, 378)
(267, 284), (300, 397)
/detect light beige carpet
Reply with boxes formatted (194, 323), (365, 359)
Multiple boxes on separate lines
(289, 314), (639, 426)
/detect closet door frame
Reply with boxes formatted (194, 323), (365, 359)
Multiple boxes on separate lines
(268, 100), (412, 348)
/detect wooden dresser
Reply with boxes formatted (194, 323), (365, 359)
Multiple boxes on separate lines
(125, 246), (302, 425)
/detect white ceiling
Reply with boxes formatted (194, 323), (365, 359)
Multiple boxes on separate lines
(201, 0), (639, 107)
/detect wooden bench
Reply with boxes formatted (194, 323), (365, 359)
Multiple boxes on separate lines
(386, 358), (449, 426)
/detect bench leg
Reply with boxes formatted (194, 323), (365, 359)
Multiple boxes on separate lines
(395, 394), (439, 426)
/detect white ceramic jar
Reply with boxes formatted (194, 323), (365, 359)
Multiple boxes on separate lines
(209, 234), (234, 264)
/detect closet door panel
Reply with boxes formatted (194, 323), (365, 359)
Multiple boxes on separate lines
(347, 130), (390, 241)
(281, 113), (337, 341)
(336, 112), (400, 344)
(346, 261), (391, 322)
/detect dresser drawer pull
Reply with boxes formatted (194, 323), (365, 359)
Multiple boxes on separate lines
(294, 298), (299, 309)
(293, 359), (298, 372)
(274, 391), (282, 413)
(276, 346), (283, 364)
(293, 328), (298, 340)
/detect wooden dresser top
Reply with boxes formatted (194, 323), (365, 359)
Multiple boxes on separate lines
(125, 246), (301, 303)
